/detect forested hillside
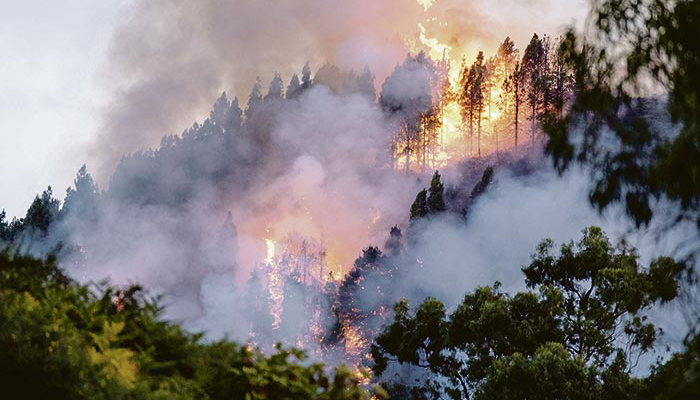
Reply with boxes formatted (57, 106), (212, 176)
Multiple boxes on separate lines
(2, 0), (700, 399)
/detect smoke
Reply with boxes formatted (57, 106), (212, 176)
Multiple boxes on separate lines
(93, 0), (587, 178)
(47, 0), (693, 369)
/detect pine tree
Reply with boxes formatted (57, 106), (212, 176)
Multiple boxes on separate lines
(286, 74), (301, 99)
(471, 52), (486, 157)
(301, 62), (312, 91)
(379, 52), (437, 173)
(384, 226), (402, 256)
(484, 57), (496, 152)
(265, 73), (284, 101)
(550, 36), (573, 117)
(225, 96), (243, 132)
(522, 34), (546, 146)
(427, 171), (446, 212)
(504, 62), (525, 148)
(358, 66), (376, 101)
(496, 37), (521, 150)
(210, 92), (230, 128)
(409, 189), (429, 220)
(25, 187), (60, 234)
(458, 57), (476, 156)
(62, 165), (100, 224)
(245, 77), (263, 121)
(460, 52), (486, 157)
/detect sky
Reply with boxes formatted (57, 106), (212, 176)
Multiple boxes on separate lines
(0, 1), (125, 217)
(0, 0), (587, 219)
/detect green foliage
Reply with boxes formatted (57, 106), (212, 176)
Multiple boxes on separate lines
(409, 189), (429, 220)
(475, 343), (600, 400)
(544, 0), (700, 228)
(470, 166), (494, 201)
(645, 334), (700, 400)
(523, 226), (684, 366)
(0, 250), (373, 400)
(63, 164), (101, 224)
(427, 171), (446, 212)
(24, 186), (60, 234)
(410, 171), (447, 221)
(371, 227), (685, 399)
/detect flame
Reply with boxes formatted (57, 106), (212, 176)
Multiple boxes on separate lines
(242, 1), (523, 373)
(344, 323), (372, 386)
(265, 238), (284, 329)
(418, 23), (450, 60)
(416, 0), (434, 11)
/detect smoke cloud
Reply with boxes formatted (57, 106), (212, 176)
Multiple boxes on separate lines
(93, 0), (587, 178)
(33, 0), (691, 372)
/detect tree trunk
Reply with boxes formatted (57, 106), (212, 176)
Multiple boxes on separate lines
(422, 119), (427, 173)
(477, 106), (482, 157)
(405, 124), (410, 174)
(468, 110), (474, 156)
(514, 95), (519, 149)
(531, 103), (536, 147)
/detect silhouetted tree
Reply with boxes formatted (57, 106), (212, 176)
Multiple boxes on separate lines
(522, 34), (546, 146)
(265, 73), (284, 101)
(409, 189), (429, 220)
(245, 77), (263, 121)
(427, 171), (446, 213)
(286, 74), (301, 99)
(24, 187), (60, 235)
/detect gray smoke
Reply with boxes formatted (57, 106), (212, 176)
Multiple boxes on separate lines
(93, 0), (587, 179)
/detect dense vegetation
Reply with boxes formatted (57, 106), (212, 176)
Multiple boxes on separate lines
(370, 227), (695, 399)
(2, 1), (700, 399)
(0, 250), (378, 400)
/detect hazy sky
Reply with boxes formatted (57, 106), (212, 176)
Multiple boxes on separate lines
(0, 1), (125, 217)
(0, 0), (587, 218)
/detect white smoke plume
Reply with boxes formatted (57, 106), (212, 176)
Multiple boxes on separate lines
(93, 0), (587, 177)
(22, 0), (692, 373)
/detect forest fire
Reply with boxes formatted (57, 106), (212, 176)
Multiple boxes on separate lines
(264, 238), (284, 328)
(239, 11), (575, 375)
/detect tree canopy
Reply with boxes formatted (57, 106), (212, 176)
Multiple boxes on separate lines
(371, 227), (685, 399)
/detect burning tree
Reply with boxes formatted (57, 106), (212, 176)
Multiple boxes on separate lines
(380, 51), (440, 173)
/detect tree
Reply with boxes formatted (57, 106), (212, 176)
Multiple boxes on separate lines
(245, 77), (263, 121)
(62, 165), (101, 225)
(496, 37), (519, 83)
(372, 227), (684, 399)
(502, 61), (524, 148)
(0, 210), (6, 241)
(210, 92), (230, 128)
(358, 65), (376, 101)
(24, 186), (61, 234)
(0, 251), (377, 399)
(286, 74), (301, 99)
(484, 57), (497, 153)
(427, 171), (446, 213)
(379, 52), (437, 173)
(459, 52), (487, 157)
(458, 57), (476, 156)
(471, 52), (486, 157)
(550, 36), (574, 117)
(544, 0), (700, 231)
(301, 62), (312, 91)
(0, 210), (23, 244)
(225, 96), (243, 133)
(409, 189), (429, 220)
(645, 334), (700, 400)
(265, 73), (284, 101)
(495, 37), (520, 151)
(523, 227), (683, 366)
(521, 34), (546, 146)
